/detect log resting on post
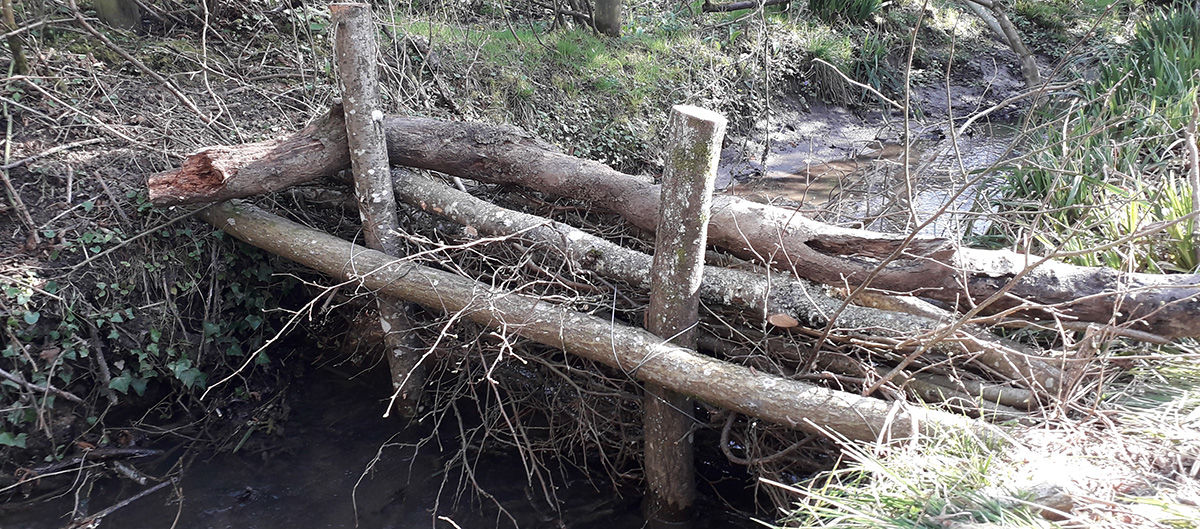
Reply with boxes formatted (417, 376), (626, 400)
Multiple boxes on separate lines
(198, 200), (1005, 445)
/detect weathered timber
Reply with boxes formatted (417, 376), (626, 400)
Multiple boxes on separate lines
(149, 107), (1200, 338)
(701, 0), (789, 12)
(643, 105), (725, 524)
(198, 200), (1003, 444)
(388, 169), (1063, 404)
(332, 3), (425, 414)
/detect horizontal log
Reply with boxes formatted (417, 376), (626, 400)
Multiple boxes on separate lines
(149, 105), (1200, 338)
(198, 200), (1002, 444)
(702, 0), (789, 12)
(391, 168), (1066, 398)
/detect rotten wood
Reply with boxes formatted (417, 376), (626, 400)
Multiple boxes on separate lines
(148, 106), (1200, 339)
(198, 200), (1003, 444)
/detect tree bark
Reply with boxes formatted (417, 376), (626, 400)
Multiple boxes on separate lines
(642, 105), (725, 524)
(388, 169), (1065, 403)
(592, 0), (621, 37)
(2, 0), (28, 75)
(331, 3), (425, 415)
(148, 107), (1200, 339)
(198, 200), (1002, 444)
(961, 0), (1041, 87)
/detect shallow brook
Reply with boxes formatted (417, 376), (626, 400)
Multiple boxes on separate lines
(719, 99), (1021, 237)
(6, 366), (760, 529)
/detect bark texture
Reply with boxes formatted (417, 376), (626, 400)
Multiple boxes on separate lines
(592, 0), (621, 36)
(150, 107), (1200, 339)
(332, 2), (425, 414)
(389, 169), (1063, 405)
(643, 105), (725, 523)
(198, 201), (1002, 444)
(701, 0), (790, 12)
(961, 0), (1041, 86)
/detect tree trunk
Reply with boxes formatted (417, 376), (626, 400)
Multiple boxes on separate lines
(961, 0), (1041, 87)
(592, 0), (621, 37)
(197, 200), (1003, 445)
(148, 106), (1200, 339)
(2, 0), (28, 75)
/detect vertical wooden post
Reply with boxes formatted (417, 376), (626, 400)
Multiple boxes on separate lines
(643, 105), (726, 526)
(331, 3), (426, 416)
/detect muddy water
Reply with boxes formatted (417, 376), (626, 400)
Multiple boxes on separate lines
(6, 367), (759, 529)
(720, 100), (1020, 237)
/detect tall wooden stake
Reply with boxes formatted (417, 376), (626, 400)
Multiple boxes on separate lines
(643, 105), (726, 526)
(331, 3), (426, 416)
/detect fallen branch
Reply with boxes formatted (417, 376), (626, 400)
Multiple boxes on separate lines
(390, 168), (1067, 399)
(198, 200), (1003, 444)
(148, 107), (1200, 338)
(701, 0), (789, 12)
(0, 367), (84, 404)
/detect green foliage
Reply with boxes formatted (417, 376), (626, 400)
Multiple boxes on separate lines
(0, 432), (27, 448)
(985, 2), (1200, 272)
(393, 19), (713, 172)
(849, 31), (895, 100)
(1014, 0), (1070, 31)
(1, 207), (293, 449)
(808, 0), (882, 24)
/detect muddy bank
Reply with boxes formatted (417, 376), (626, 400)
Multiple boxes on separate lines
(718, 47), (1033, 236)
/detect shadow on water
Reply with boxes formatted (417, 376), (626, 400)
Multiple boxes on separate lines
(6, 365), (762, 529)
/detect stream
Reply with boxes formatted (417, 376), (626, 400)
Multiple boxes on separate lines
(720, 99), (1021, 238)
(4, 365), (759, 529)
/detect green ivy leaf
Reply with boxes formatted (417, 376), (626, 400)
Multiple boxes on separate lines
(129, 377), (148, 396)
(23, 312), (39, 325)
(109, 374), (132, 394)
(0, 432), (27, 448)
(178, 368), (205, 389)
(244, 314), (263, 330)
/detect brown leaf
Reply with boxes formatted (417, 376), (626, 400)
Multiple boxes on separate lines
(767, 313), (799, 328)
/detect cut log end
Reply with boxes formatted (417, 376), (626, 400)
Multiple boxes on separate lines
(148, 149), (233, 205)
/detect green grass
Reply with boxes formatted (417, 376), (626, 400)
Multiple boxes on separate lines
(769, 433), (1043, 529)
(388, 17), (725, 170)
(984, 1), (1200, 273)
